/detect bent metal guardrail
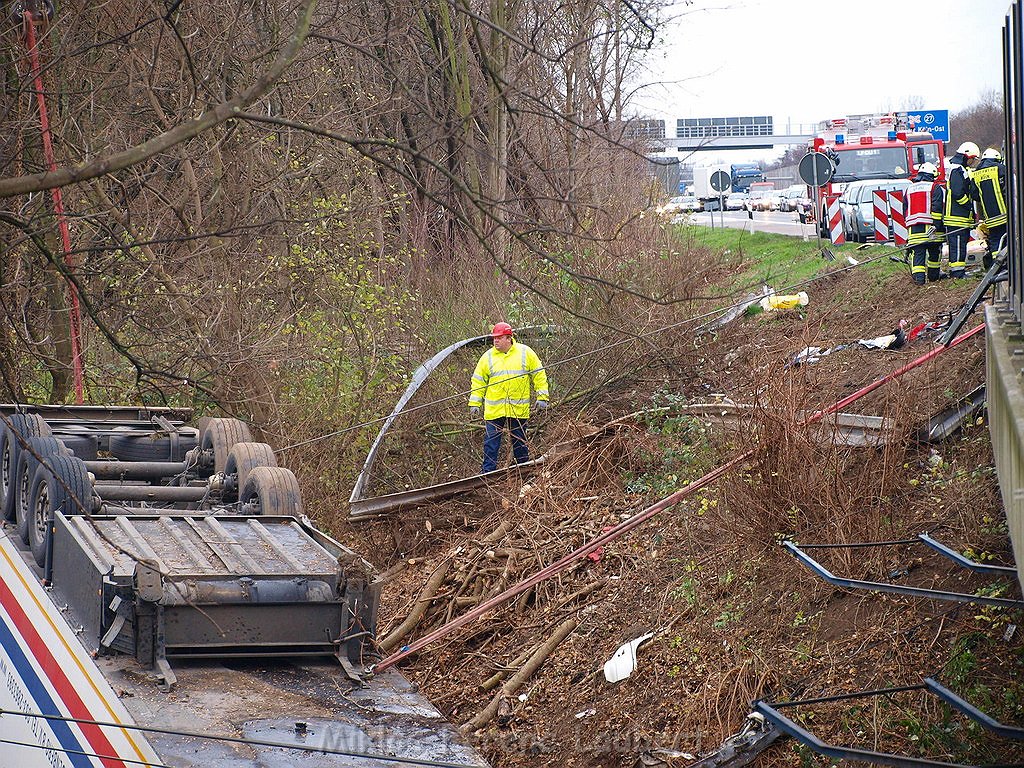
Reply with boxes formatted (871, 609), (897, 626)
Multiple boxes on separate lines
(348, 326), (554, 520)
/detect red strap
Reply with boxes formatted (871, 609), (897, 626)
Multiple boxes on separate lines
(23, 10), (84, 403)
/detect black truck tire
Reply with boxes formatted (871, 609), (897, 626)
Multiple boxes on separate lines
(201, 418), (253, 473)
(28, 454), (92, 567)
(15, 437), (70, 545)
(108, 426), (199, 462)
(224, 442), (277, 502)
(1, 413), (52, 521)
(239, 466), (303, 517)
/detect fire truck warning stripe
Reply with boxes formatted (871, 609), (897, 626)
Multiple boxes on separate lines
(0, 542), (151, 766)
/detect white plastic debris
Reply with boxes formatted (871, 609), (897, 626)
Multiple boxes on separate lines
(857, 330), (906, 350)
(603, 632), (655, 683)
(858, 321), (908, 351)
(858, 334), (898, 350)
(791, 346), (830, 366)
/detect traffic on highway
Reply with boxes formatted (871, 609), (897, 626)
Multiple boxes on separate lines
(683, 208), (820, 238)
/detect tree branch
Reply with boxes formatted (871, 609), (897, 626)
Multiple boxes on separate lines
(0, 0), (318, 198)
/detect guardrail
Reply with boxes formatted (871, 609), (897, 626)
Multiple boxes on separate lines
(985, 1), (1024, 592)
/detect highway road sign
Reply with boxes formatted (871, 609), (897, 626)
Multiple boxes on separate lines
(798, 152), (835, 187)
(710, 170), (731, 192)
(898, 109), (949, 141)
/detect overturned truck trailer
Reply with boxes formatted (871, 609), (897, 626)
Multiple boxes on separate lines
(0, 404), (487, 768)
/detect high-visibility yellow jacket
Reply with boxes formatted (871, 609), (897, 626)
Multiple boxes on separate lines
(943, 165), (974, 230)
(969, 159), (1007, 227)
(468, 341), (549, 419)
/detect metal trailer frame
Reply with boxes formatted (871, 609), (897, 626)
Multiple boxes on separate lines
(49, 512), (379, 686)
(782, 534), (1023, 608)
(755, 677), (1023, 768)
(916, 385), (988, 442)
(0, 407), (385, 685)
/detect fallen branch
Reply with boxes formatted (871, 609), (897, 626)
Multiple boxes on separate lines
(550, 578), (607, 613)
(376, 557), (426, 585)
(378, 559), (453, 653)
(482, 518), (514, 543)
(480, 643), (540, 692)
(462, 615), (580, 732)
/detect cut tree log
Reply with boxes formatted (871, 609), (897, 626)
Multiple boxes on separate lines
(378, 559), (453, 653)
(461, 615), (580, 732)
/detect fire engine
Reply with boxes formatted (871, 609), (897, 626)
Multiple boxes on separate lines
(809, 114), (947, 238)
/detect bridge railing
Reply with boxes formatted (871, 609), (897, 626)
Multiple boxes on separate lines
(985, 0), (1024, 590)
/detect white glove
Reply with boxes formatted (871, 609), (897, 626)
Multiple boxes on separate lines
(535, 401), (548, 410)
(469, 406), (481, 418)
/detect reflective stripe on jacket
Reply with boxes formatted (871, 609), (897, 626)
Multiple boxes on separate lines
(468, 341), (549, 419)
(970, 160), (1008, 227)
(943, 166), (974, 229)
(904, 180), (937, 226)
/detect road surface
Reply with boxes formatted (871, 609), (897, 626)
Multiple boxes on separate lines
(684, 209), (819, 238)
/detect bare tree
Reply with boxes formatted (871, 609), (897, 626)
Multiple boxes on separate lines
(0, 0), (699, 507)
(950, 90), (1005, 153)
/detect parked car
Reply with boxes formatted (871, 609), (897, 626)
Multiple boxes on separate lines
(779, 185), (810, 213)
(837, 179), (913, 242)
(725, 192), (749, 211)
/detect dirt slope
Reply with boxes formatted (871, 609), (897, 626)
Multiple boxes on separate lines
(362, 254), (1023, 768)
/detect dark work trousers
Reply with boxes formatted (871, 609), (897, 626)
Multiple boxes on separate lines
(946, 228), (969, 277)
(482, 417), (529, 473)
(985, 224), (1007, 269)
(910, 241), (942, 283)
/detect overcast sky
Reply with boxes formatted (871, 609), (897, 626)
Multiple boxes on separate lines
(637, 0), (1012, 159)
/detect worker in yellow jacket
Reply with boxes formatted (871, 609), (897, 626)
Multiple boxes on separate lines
(469, 322), (549, 473)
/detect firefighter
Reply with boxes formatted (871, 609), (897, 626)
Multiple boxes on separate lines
(468, 322), (549, 473)
(969, 147), (1007, 269)
(943, 143), (977, 278)
(903, 162), (945, 285)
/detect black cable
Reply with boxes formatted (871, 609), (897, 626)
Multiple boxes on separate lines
(766, 682), (927, 708)
(0, 708), (484, 768)
(796, 538), (920, 549)
(0, 736), (174, 768)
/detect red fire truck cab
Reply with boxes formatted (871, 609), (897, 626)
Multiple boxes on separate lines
(810, 115), (946, 238)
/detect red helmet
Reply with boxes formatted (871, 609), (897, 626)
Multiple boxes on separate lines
(491, 322), (514, 339)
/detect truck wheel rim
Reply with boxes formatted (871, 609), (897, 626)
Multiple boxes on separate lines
(1, 445), (11, 495)
(34, 484), (49, 535)
(18, 470), (30, 523)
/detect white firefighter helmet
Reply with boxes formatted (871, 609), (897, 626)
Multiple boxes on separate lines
(956, 141), (980, 158)
(917, 162), (938, 177)
(982, 147), (1003, 161)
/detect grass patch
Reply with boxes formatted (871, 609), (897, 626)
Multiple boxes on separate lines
(680, 225), (884, 295)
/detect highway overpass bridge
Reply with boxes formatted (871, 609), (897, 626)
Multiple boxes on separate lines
(635, 116), (817, 152)
(659, 134), (813, 151)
